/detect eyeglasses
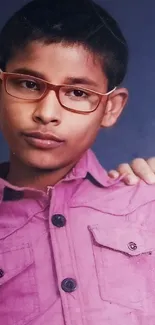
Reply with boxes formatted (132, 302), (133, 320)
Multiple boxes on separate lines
(0, 70), (116, 114)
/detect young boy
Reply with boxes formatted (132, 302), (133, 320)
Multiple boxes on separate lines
(0, 0), (155, 324)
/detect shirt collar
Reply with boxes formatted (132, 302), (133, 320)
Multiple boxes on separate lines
(0, 149), (123, 202)
(64, 149), (124, 187)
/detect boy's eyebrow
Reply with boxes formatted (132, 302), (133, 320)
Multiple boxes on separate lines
(11, 68), (99, 88)
(11, 68), (45, 79)
(63, 77), (99, 88)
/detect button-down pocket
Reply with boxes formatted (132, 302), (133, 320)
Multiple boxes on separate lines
(89, 224), (155, 313)
(0, 244), (40, 325)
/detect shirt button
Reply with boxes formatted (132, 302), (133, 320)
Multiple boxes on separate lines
(52, 214), (66, 227)
(0, 269), (4, 278)
(61, 278), (77, 293)
(128, 242), (137, 251)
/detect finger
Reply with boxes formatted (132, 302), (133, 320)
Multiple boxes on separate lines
(146, 157), (155, 173)
(117, 163), (139, 185)
(131, 158), (155, 184)
(108, 170), (119, 179)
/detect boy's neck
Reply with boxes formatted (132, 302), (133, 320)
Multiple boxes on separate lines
(6, 154), (75, 191)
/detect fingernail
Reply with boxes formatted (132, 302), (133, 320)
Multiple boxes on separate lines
(109, 171), (119, 178)
(147, 175), (155, 184)
(126, 176), (138, 184)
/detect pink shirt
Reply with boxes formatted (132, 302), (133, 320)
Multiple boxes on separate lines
(0, 149), (155, 325)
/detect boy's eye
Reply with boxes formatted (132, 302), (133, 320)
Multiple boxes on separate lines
(72, 89), (87, 97)
(18, 79), (40, 90)
(64, 87), (89, 98)
(11, 77), (41, 91)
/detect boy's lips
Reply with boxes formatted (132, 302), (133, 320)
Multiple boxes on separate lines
(23, 131), (65, 149)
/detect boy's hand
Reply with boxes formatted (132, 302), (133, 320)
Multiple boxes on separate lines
(108, 158), (155, 185)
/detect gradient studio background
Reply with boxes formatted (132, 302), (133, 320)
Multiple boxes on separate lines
(0, 0), (155, 169)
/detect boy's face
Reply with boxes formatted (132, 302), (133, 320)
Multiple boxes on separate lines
(0, 42), (128, 171)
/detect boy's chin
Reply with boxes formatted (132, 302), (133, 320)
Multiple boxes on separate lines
(15, 152), (58, 171)
(25, 159), (60, 171)
(15, 150), (74, 173)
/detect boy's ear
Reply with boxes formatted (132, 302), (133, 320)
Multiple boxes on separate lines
(100, 88), (128, 128)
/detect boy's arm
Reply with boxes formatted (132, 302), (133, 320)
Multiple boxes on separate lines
(108, 157), (155, 185)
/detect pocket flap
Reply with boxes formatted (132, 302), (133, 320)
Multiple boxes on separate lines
(89, 224), (155, 256)
(0, 244), (33, 285)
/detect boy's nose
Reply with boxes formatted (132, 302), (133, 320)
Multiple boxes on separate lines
(32, 91), (62, 125)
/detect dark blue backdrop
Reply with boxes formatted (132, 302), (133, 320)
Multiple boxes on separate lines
(0, 0), (155, 169)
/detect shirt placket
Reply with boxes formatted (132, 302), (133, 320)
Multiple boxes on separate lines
(48, 185), (87, 325)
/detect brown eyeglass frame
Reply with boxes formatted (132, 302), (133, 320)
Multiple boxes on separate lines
(0, 70), (116, 114)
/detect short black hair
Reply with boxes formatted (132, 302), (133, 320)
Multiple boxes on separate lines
(0, 0), (128, 90)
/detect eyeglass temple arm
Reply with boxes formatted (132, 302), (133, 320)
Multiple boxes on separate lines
(0, 69), (3, 79)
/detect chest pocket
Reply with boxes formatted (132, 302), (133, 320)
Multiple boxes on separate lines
(89, 224), (155, 313)
(0, 243), (40, 325)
